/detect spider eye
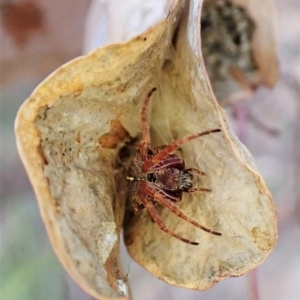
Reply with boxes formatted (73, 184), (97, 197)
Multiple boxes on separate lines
(186, 182), (193, 189)
(183, 171), (193, 180)
(147, 173), (156, 182)
(147, 149), (153, 155)
(180, 171), (193, 189)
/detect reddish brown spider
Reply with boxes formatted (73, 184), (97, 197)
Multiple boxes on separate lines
(127, 88), (221, 245)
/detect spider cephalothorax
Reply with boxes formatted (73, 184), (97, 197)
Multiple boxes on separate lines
(127, 88), (222, 245)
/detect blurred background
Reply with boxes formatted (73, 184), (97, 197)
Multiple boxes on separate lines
(1, 0), (299, 299)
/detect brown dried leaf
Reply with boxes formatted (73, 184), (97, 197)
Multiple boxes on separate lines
(15, 0), (277, 297)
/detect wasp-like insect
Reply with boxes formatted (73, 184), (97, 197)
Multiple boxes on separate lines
(127, 88), (221, 245)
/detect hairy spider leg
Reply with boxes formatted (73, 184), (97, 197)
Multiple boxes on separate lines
(142, 129), (221, 172)
(144, 154), (183, 171)
(143, 182), (222, 236)
(185, 168), (206, 176)
(185, 187), (212, 193)
(138, 188), (199, 245)
(140, 87), (157, 160)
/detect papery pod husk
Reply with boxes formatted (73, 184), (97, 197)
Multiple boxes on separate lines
(201, 0), (279, 104)
(124, 0), (277, 290)
(15, 0), (277, 299)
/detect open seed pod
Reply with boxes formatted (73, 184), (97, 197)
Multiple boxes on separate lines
(15, 0), (277, 298)
(201, 0), (279, 104)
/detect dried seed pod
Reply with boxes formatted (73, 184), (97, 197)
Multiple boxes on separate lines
(15, 0), (277, 298)
(125, 0), (277, 290)
(201, 0), (279, 104)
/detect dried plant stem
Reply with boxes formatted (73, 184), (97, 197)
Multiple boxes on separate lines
(249, 270), (260, 300)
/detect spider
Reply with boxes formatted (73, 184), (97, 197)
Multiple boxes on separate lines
(127, 88), (221, 245)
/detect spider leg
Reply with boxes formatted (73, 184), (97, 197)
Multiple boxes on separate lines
(142, 128), (221, 172)
(185, 168), (206, 176)
(184, 168), (210, 192)
(141, 197), (199, 245)
(185, 187), (211, 193)
(145, 154), (183, 171)
(142, 183), (221, 236)
(140, 87), (157, 160)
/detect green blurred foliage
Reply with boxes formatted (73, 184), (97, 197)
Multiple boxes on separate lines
(0, 193), (64, 300)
